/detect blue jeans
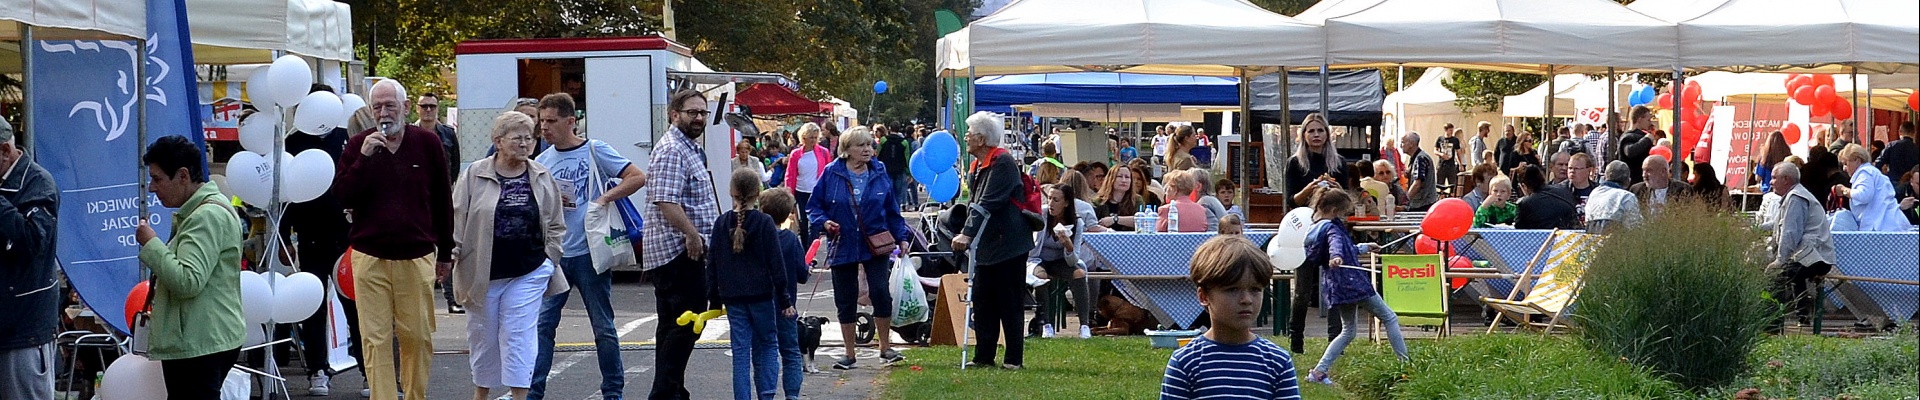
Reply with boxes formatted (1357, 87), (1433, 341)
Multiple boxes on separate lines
(775, 315), (803, 399)
(1313, 295), (1410, 374)
(727, 301), (781, 400)
(892, 174), (916, 209)
(531, 255), (624, 400)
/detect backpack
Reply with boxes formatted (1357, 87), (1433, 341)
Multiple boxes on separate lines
(1016, 171), (1043, 215)
(879, 135), (912, 175)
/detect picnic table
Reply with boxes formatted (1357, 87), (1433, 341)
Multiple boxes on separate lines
(1080, 232), (1276, 329)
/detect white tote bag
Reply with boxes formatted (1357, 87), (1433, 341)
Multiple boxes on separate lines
(585, 143), (638, 273)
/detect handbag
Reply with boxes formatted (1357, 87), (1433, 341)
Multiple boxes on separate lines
(845, 177), (898, 257)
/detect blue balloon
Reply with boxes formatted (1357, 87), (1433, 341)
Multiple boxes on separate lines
(929, 170), (961, 203)
(873, 80), (889, 94)
(1629, 86), (1656, 107)
(922, 131), (960, 169)
(909, 149), (938, 183)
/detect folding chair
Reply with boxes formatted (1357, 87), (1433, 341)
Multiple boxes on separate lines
(1373, 254), (1451, 339)
(1480, 230), (1601, 334)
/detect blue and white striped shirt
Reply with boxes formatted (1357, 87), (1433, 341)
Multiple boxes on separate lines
(1161, 336), (1301, 400)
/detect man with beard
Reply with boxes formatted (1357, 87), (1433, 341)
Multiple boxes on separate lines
(640, 89), (721, 400)
(333, 79), (455, 400)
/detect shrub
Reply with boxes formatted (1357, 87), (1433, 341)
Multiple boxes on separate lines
(1338, 334), (1685, 399)
(1574, 200), (1779, 390)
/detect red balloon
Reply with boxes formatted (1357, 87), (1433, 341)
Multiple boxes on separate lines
(1649, 145), (1674, 161)
(1653, 93), (1673, 109)
(1446, 256), (1472, 290)
(1814, 85), (1837, 105)
(1783, 123), (1803, 145)
(1414, 235), (1444, 255)
(1809, 98), (1832, 118)
(124, 281), (151, 327)
(1419, 198), (1474, 241)
(1785, 75), (1810, 93)
(1683, 81), (1703, 104)
(1909, 91), (1919, 111)
(1809, 74), (1835, 89)
(806, 238), (823, 265)
(1792, 86), (1819, 106)
(1830, 97), (1853, 120)
(335, 250), (356, 300)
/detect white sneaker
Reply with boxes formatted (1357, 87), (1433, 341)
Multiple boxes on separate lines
(308, 373), (331, 396)
(1042, 323), (1055, 338)
(1079, 325), (1092, 339)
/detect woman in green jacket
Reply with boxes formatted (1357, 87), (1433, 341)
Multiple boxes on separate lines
(137, 135), (246, 398)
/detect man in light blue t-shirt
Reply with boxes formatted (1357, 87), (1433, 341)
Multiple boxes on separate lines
(526, 93), (648, 400)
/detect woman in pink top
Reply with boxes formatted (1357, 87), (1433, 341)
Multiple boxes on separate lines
(785, 123), (832, 237)
(1156, 170), (1210, 233)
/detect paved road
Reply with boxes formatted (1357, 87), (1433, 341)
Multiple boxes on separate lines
(265, 271), (896, 400)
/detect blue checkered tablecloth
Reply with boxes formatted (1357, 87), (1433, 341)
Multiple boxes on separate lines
(1082, 232), (1276, 329)
(1831, 232), (1920, 323)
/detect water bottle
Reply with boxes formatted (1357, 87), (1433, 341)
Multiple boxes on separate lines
(1167, 202), (1181, 233)
(1134, 206), (1148, 234)
(1145, 208), (1160, 234)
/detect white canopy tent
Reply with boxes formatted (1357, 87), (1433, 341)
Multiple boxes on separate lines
(1314, 0), (1679, 73)
(1383, 68), (1487, 144)
(1502, 75), (1633, 120)
(935, 0), (1323, 77)
(188, 0), (355, 63)
(1627, 0), (1919, 75)
(0, 0), (144, 40)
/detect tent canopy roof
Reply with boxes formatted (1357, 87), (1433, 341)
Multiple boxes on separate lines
(737, 83), (828, 116)
(936, 0), (1323, 77)
(1628, 0), (1918, 74)
(973, 72), (1240, 112)
(0, 1), (143, 40)
(1317, 0), (1679, 72)
(188, 0), (355, 63)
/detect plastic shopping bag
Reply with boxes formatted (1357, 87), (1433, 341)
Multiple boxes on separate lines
(586, 201), (638, 273)
(890, 256), (930, 327)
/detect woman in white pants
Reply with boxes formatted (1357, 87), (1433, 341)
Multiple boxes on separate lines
(453, 111), (571, 400)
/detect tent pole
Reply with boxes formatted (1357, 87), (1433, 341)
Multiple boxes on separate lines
(1670, 68), (1685, 180)
(20, 26), (34, 160)
(1545, 65), (1556, 149)
(1746, 93), (1758, 190)
(1239, 68), (1252, 209)
(1606, 68), (1617, 152)
(1279, 69), (1293, 207)
(1396, 64), (1405, 150)
(1848, 66), (1859, 143)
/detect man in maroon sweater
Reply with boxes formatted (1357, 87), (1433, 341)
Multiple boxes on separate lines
(333, 79), (455, 400)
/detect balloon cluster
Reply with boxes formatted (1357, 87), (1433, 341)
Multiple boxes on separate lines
(1644, 81), (1714, 161)
(121, 271), (327, 342)
(909, 131), (963, 202)
(230, 55), (361, 206)
(1784, 74), (1854, 120)
(1627, 85), (1658, 107)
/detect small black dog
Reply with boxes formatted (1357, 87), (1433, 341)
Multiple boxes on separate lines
(798, 316), (829, 373)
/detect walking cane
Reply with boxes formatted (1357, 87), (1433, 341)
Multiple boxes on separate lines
(958, 203), (988, 369)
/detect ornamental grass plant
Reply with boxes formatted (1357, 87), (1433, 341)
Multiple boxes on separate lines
(1573, 200), (1779, 391)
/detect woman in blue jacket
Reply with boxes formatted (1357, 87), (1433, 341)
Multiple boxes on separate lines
(806, 126), (912, 370)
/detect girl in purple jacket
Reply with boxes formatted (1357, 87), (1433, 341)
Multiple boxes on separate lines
(1302, 190), (1410, 385)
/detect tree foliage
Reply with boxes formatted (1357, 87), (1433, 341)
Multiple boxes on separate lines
(346, 0), (661, 95)
(1442, 70), (1544, 112)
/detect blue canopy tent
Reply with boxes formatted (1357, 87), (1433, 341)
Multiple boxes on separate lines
(972, 72), (1240, 113)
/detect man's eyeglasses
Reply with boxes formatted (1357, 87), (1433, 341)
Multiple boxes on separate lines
(679, 109), (711, 117)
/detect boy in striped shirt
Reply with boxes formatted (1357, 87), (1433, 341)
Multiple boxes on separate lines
(1161, 236), (1301, 399)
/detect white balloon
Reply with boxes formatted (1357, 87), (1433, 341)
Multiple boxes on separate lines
(99, 355), (166, 400)
(225, 151), (273, 206)
(1267, 207), (1317, 272)
(245, 65), (273, 105)
(294, 91), (343, 135)
(286, 149), (336, 203)
(244, 322), (267, 347)
(340, 93), (367, 126)
(267, 55), (314, 108)
(271, 272), (325, 323)
(240, 271), (274, 325)
(238, 114), (277, 154)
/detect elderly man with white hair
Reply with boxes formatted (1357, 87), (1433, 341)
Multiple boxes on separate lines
(1629, 155), (1691, 215)
(952, 111), (1038, 369)
(1765, 162), (1835, 327)
(335, 78), (456, 400)
(1584, 160), (1643, 233)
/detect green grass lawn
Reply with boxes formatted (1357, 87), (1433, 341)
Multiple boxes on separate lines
(884, 336), (1360, 399)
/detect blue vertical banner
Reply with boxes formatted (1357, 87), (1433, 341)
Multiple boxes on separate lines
(29, 0), (207, 335)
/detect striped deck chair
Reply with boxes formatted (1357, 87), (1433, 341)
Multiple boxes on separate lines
(1480, 230), (1602, 334)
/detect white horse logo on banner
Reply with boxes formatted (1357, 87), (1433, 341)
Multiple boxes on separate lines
(38, 34), (174, 142)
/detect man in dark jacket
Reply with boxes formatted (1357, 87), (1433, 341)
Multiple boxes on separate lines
(953, 112), (1037, 368)
(0, 117), (60, 399)
(877, 125), (915, 208)
(413, 92), (464, 315)
(1618, 106), (1657, 185)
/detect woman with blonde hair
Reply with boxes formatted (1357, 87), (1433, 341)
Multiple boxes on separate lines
(786, 122), (832, 237)
(1285, 113), (1346, 207)
(452, 111), (570, 400)
(1831, 144), (1913, 231)
(805, 126), (912, 369)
